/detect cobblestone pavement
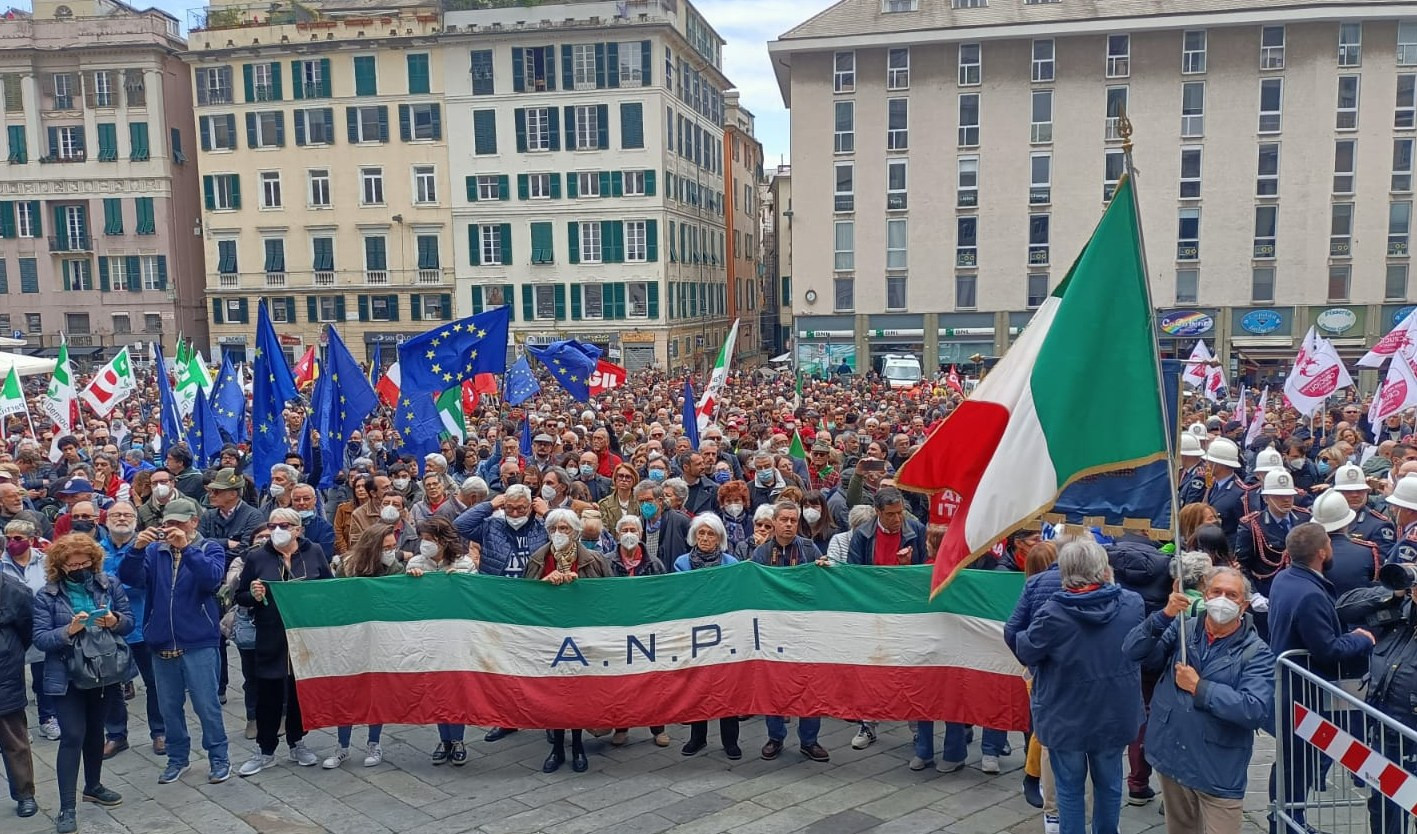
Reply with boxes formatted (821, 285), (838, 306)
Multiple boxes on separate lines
(14, 676), (1275, 834)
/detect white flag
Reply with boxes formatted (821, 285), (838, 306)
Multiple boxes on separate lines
(1245, 386), (1270, 447)
(1237, 388), (1249, 430)
(41, 339), (74, 434)
(1360, 308), (1417, 368)
(1183, 340), (1212, 390)
(1370, 353), (1417, 426)
(1284, 327), (1351, 417)
(695, 318), (740, 431)
(1204, 363), (1227, 403)
(80, 347), (137, 418)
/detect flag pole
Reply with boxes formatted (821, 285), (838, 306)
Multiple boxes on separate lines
(1118, 110), (1187, 663)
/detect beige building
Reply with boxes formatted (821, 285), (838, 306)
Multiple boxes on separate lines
(763, 164), (791, 360)
(186, 0), (452, 366)
(0, 0), (207, 364)
(723, 91), (763, 363)
(770, 0), (1417, 379)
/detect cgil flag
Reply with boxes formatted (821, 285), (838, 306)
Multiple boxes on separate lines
(1183, 340), (1213, 390)
(1284, 327), (1354, 417)
(695, 318), (740, 430)
(1370, 352), (1417, 426)
(588, 360), (627, 396)
(896, 176), (1167, 596)
(267, 563), (1030, 732)
(79, 346), (137, 418)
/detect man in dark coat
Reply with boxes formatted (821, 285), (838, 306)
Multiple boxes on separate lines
(0, 572), (35, 817)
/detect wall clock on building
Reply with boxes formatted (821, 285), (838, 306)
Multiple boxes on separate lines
(804, 289), (817, 305)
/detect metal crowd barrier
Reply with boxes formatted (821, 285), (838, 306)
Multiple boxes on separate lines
(1274, 650), (1417, 834)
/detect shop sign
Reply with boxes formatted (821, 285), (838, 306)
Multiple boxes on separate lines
(1158, 310), (1214, 337)
(622, 332), (656, 343)
(218, 335), (248, 344)
(1316, 307), (1358, 334)
(1395, 306), (1417, 326)
(277, 334), (302, 346)
(1240, 309), (1283, 335)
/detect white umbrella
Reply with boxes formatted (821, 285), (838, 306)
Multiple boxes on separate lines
(769, 352), (791, 364)
(0, 352), (56, 377)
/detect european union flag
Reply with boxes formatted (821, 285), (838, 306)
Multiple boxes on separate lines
(392, 388), (446, 465)
(681, 379), (700, 450)
(312, 326), (380, 488)
(519, 413), (533, 458)
(211, 354), (246, 444)
(397, 307), (510, 397)
(153, 344), (183, 457)
(187, 385), (224, 468)
(252, 299), (299, 490)
(526, 339), (600, 402)
(504, 356), (540, 406)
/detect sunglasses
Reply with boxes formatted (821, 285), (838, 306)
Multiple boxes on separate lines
(6, 535), (28, 542)
(268, 522), (297, 530)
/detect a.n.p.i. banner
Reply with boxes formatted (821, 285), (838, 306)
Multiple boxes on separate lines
(268, 563), (1029, 731)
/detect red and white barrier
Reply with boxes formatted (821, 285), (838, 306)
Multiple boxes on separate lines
(1293, 703), (1417, 813)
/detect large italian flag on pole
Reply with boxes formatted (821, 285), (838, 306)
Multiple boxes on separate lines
(269, 563), (1030, 732)
(695, 318), (739, 431)
(897, 176), (1167, 596)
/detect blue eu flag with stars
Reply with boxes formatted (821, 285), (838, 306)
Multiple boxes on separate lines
(392, 389), (446, 467)
(504, 356), (540, 406)
(252, 300), (299, 490)
(153, 344), (184, 458)
(187, 385), (225, 468)
(526, 339), (600, 402)
(311, 326), (379, 488)
(397, 307), (510, 397)
(211, 354), (246, 444)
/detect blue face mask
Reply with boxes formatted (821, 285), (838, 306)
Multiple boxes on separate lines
(712, 470), (730, 484)
(648, 469), (666, 483)
(579, 464), (596, 478)
(756, 470), (774, 485)
(640, 501), (659, 520)
(1317, 461), (1332, 476)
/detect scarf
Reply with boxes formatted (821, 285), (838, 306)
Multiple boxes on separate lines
(688, 547), (723, 571)
(619, 547), (643, 575)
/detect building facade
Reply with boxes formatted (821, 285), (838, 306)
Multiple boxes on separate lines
(441, 0), (733, 373)
(770, 0), (1417, 381)
(763, 164), (793, 361)
(186, 0), (453, 366)
(723, 90), (763, 364)
(0, 0), (207, 364)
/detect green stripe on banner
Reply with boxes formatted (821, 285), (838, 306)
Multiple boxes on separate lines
(267, 562), (1023, 630)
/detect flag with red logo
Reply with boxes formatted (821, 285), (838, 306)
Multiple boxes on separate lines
(588, 360), (627, 396)
(1370, 352), (1417, 426)
(945, 366), (963, 395)
(1284, 327), (1353, 417)
(79, 346), (137, 418)
(460, 373), (497, 413)
(1360, 308), (1417, 368)
(1183, 340), (1213, 390)
(293, 346), (318, 390)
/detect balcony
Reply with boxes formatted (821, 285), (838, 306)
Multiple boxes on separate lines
(1254, 242), (1276, 259)
(1177, 243), (1199, 261)
(1331, 238), (1352, 258)
(218, 272), (238, 288)
(1391, 239), (1410, 257)
(48, 234), (92, 252)
(417, 269), (441, 285)
(313, 271), (336, 287)
(365, 270), (389, 286)
(264, 272), (287, 288)
(1028, 247), (1049, 266)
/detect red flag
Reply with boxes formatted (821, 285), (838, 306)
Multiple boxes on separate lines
(293, 346), (317, 389)
(588, 360), (627, 395)
(946, 365), (963, 395)
(472, 372), (498, 395)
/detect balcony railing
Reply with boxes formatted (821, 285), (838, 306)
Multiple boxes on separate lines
(365, 270), (389, 286)
(208, 268), (452, 289)
(264, 272), (287, 288)
(48, 234), (92, 252)
(218, 272), (238, 288)
(313, 271), (336, 287)
(417, 269), (441, 285)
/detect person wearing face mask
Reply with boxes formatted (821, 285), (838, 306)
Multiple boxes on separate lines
(796, 491), (837, 554)
(98, 502), (166, 761)
(2, 519), (59, 744)
(715, 480), (752, 556)
(234, 508), (332, 777)
(289, 484), (333, 563)
(575, 452), (612, 501)
(1122, 567), (1275, 834)
(321, 523), (405, 770)
(404, 516), (479, 762)
(386, 465), (423, 508)
(747, 452), (784, 511)
(137, 470), (178, 532)
(258, 464), (300, 514)
(631, 481), (691, 572)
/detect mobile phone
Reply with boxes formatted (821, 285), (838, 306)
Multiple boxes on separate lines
(87, 608), (109, 628)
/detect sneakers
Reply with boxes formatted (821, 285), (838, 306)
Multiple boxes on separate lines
(937, 759), (965, 774)
(653, 732), (670, 747)
(158, 763), (190, 784)
(449, 741), (468, 766)
(81, 785), (122, 807)
(801, 743), (830, 763)
(981, 754), (1001, 774)
(851, 723), (877, 750)
(238, 753), (276, 777)
(363, 743), (383, 767)
(430, 741), (452, 765)
(909, 756), (933, 771)
(321, 748), (350, 769)
(39, 718), (60, 741)
(56, 808), (77, 834)
(1128, 785), (1156, 806)
(244, 719), (257, 740)
(1043, 813), (1060, 834)
(288, 742), (318, 767)
(209, 762), (231, 784)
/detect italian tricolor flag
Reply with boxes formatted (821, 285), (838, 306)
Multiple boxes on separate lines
(898, 176), (1168, 596)
(269, 563), (1030, 732)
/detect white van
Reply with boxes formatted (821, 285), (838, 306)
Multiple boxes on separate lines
(881, 354), (923, 389)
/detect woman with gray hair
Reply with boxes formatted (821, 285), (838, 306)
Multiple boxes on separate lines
(733, 504), (777, 561)
(675, 513), (738, 572)
(661, 477), (690, 515)
(826, 505), (876, 565)
(604, 513), (670, 749)
(1176, 551), (1214, 616)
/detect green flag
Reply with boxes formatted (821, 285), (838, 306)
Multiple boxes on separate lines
(0, 366), (24, 417)
(788, 429), (806, 461)
(436, 386), (466, 442)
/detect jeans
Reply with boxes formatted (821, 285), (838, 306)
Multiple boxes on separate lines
(337, 725), (383, 748)
(29, 662), (55, 723)
(915, 723), (1007, 763)
(765, 716), (819, 747)
(150, 647), (229, 771)
(54, 685), (114, 810)
(255, 676), (304, 756)
(1050, 748), (1124, 834)
(437, 724), (464, 743)
(105, 642), (165, 741)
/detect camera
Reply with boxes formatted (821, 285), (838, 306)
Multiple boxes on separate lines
(1379, 562), (1417, 591)
(155, 529), (167, 541)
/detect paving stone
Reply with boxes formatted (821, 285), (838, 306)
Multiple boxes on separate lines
(800, 809), (884, 834)
(657, 790), (738, 823)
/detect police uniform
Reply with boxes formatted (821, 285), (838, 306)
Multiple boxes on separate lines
(1236, 507), (1310, 595)
(1351, 509), (1397, 550)
(1206, 476), (1247, 538)
(1178, 463), (1207, 506)
(1390, 520), (1417, 566)
(1326, 532), (1382, 596)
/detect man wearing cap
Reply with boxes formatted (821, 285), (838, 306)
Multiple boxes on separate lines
(164, 446), (206, 502)
(1310, 490), (1381, 597)
(530, 433), (556, 468)
(119, 497), (232, 785)
(51, 476), (103, 538)
(1202, 438), (1247, 538)
(1386, 474), (1417, 565)
(199, 469), (264, 559)
(1241, 448), (1285, 517)
(1236, 469), (1309, 638)
(1332, 463), (1395, 549)
(1176, 434), (1207, 505)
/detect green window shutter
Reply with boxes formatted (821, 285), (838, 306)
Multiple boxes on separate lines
(647, 281), (659, 319)
(398, 104), (411, 141)
(346, 107), (359, 143)
(602, 220), (624, 263)
(129, 122), (149, 160)
(549, 173), (562, 199)
(561, 45), (574, 90)
(646, 220), (658, 262)
(567, 170), (580, 198)
(620, 102), (643, 149)
(242, 63), (255, 102)
(517, 174), (529, 200)
(125, 256), (140, 290)
(270, 62), (283, 101)
(377, 106), (389, 142)
(354, 56), (377, 96)
(553, 284), (566, 320)
(52, 205), (66, 248)
(212, 298), (224, 324)
(611, 170), (623, 197)
(98, 256), (109, 292)
(407, 54), (430, 95)
(548, 107), (561, 151)
(335, 296), (346, 321)
(45, 126), (57, 158)
(291, 60), (304, 100)
(307, 296), (318, 322)
(644, 169), (656, 196)
(498, 174), (510, 200)
(606, 42), (619, 88)
(245, 112), (257, 148)
(513, 108), (526, 152)
(237, 297), (249, 323)
(319, 59), (332, 97)
(96, 123), (115, 161)
(521, 284), (533, 320)
(440, 293), (453, 320)
(598, 171), (611, 197)
(567, 222), (580, 264)
(103, 198), (120, 235)
(570, 283), (582, 320)
(357, 294), (369, 321)
(595, 43), (607, 88)
(544, 46), (557, 91)
(641, 41), (651, 86)
(229, 174), (241, 209)
(293, 109), (306, 146)
(7, 126), (26, 163)
(473, 109), (496, 154)
(0, 202), (13, 238)
(471, 287), (484, 314)
(285, 297), (295, 322)
(203, 176), (215, 210)
(596, 104), (609, 149)
(466, 176), (478, 202)
(530, 222), (552, 264)
(511, 47), (525, 93)
(468, 224), (481, 266)
(410, 294), (422, 321)
(136, 198), (154, 235)
(499, 223), (512, 265)
(199, 116), (211, 151)
(613, 282), (627, 320)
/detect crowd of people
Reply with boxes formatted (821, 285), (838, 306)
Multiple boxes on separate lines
(2, 359), (1417, 834)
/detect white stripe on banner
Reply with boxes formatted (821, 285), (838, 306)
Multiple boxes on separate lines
(287, 610), (1020, 681)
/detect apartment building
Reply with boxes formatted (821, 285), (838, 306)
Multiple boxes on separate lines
(770, 0), (1417, 379)
(762, 164), (791, 360)
(441, 0), (732, 372)
(723, 91), (763, 364)
(0, 0), (206, 363)
(186, 0), (453, 365)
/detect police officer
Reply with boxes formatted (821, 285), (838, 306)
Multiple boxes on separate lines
(1332, 463), (1396, 550)
(1311, 489), (1381, 596)
(1236, 469), (1309, 639)
(1385, 474), (1417, 565)
(1242, 447), (1284, 517)
(1203, 438), (1247, 538)
(1177, 433), (1207, 506)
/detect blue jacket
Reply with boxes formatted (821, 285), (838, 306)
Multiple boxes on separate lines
(1123, 611), (1275, 798)
(1268, 564), (1372, 680)
(117, 534), (226, 652)
(302, 514), (335, 562)
(1003, 563), (1061, 657)
(32, 571), (134, 695)
(455, 501), (548, 577)
(751, 535), (822, 566)
(1014, 583), (1145, 752)
(101, 535), (147, 644)
(846, 519), (927, 565)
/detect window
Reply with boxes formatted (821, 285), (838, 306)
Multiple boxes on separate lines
(533, 285), (557, 320)
(403, 103), (441, 141)
(1175, 269), (1198, 304)
(618, 42), (644, 85)
(1332, 22), (1363, 69)
(350, 105), (387, 143)
(957, 156), (979, 207)
(526, 107), (552, 151)
(64, 259), (93, 291)
(65, 313), (89, 335)
(1402, 22), (1417, 67)
(1254, 205), (1277, 259)
(361, 167), (384, 205)
(1398, 75), (1416, 129)
(888, 48), (910, 90)
(473, 174), (501, 201)
(887, 99), (908, 150)
(952, 0), (986, 7)
(883, 0), (918, 11)
(1027, 214), (1050, 266)
(1180, 147), (1202, 199)
(958, 94), (980, 147)
(295, 108), (334, 145)
(1257, 143), (1280, 197)
(521, 47), (554, 93)
(834, 101), (854, 153)
(1388, 264), (1409, 301)
(623, 170), (646, 196)
(1181, 82), (1204, 137)
(1253, 267), (1275, 303)
(469, 49), (495, 96)
(364, 236), (388, 274)
(480, 225), (504, 266)
(831, 220), (854, 271)
(471, 109), (497, 155)
(955, 274), (976, 308)
(1032, 39), (1055, 82)
(1261, 26), (1285, 69)
(957, 43), (982, 87)
(51, 73), (75, 109)
(887, 159), (908, 210)
(833, 276), (853, 312)
(308, 169), (330, 207)
(1104, 149), (1126, 201)
(263, 239), (286, 279)
(1391, 202), (1412, 256)
(200, 114), (236, 151)
(626, 220), (648, 262)
(296, 58), (329, 99)
(1334, 140), (1357, 194)
(196, 66), (233, 105)
(834, 162), (853, 212)
(1183, 30), (1207, 74)
(571, 44), (597, 88)
(575, 171), (600, 197)
(1396, 139), (1415, 192)
(884, 274), (907, 310)
(260, 171), (281, 208)
(1331, 203), (1354, 256)
(207, 174), (239, 210)
(414, 165), (437, 204)
(111, 314), (130, 335)
(1023, 153), (1050, 206)
(1177, 208), (1200, 261)
(1337, 75), (1360, 130)
(1031, 90), (1053, 143)
(1027, 274), (1049, 308)
(54, 126), (84, 161)
(1328, 265), (1351, 302)
(308, 296), (335, 322)
(572, 105), (599, 150)
(1259, 78), (1284, 133)
(834, 52), (855, 93)
(626, 281), (650, 317)
(142, 313), (160, 334)
(957, 217), (977, 266)
(353, 55), (377, 96)
(24, 314), (39, 334)
(886, 218), (908, 270)
(580, 222), (603, 264)
(1107, 34), (1130, 78)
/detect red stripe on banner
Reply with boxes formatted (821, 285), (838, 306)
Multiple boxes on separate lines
(1294, 703), (1309, 726)
(1340, 741), (1369, 773)
(1312, 720), (1339, 750)
(1380, 763), (1407, 798)
(291, 662), (1030, 733)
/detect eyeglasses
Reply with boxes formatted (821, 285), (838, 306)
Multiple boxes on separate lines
(6, 535), (28, 542)
(754, 521), (773, 529)
(268, 522), (297, 530)
(71, 514), (96, 521)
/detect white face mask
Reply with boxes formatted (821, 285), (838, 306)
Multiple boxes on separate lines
(269, 528), (293, 549)
(380, 548), (398, 567)
(550, 532), (571, 551)
(619, 532), (640, 550)
(379, 506), (400, 523)
(418, 540), (439, 560)
(152, 484), (172, 501)
(723, 503), (744, 518)
(803, 508), (822, 525)
(541, 484), (558, 502)
(1205, 596), (1241, 625)
(1286, 458), (1305, 471)
(268, 484), (285, 498)
(392, 478), (410, 491)
(505, 514), (529, 530)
